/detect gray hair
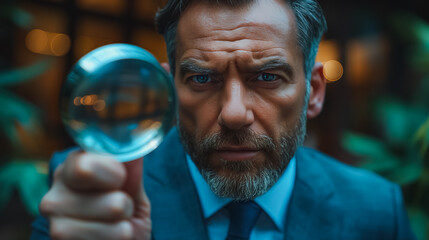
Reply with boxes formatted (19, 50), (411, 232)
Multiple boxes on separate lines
(155, 0), (327, 102)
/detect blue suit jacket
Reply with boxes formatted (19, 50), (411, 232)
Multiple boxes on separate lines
(31, 128), (416, 239)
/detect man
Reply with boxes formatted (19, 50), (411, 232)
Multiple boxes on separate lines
(31, 0), (416, 239)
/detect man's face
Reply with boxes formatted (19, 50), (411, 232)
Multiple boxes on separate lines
(174, 0), (308, 200)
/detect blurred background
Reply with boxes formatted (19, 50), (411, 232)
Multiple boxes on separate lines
(0, 0), (428, 239)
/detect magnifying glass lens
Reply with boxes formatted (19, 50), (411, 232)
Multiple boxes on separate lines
(61, 44), (175, 162)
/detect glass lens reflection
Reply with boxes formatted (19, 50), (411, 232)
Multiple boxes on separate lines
(61, 44), (175, 162)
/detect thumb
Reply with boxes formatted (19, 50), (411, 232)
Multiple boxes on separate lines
(122, 158), (152, 239)
(160, 62), (171, 74)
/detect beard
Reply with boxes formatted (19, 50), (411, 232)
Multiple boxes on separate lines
(178, 112), (306, 201)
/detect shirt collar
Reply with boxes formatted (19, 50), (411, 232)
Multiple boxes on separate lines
(186, 155), (296, 231)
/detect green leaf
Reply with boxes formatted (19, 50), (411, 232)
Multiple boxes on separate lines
(385, 162), (422, 185)
(407, 207), (429, 240)
(341, 132), (401, 172)
(16, 161), (48, 215)
(0, 160), (48, 216)
(0, 89), (42, 145)
(342, 132), (387, 156)
(0, 89), (40, 123)
(0, 6), (33, 29)
(359, 158), (401, 173)
(373, 97), (427, 145)
(414, 117), (429, 157)
(0, 58), (52, 86)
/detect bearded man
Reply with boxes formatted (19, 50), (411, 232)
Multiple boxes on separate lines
(31, 0), (416, 239)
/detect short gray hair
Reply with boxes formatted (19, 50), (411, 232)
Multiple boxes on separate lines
(155, 0), (327, 100)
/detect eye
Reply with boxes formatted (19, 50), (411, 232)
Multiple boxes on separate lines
(256, 73), (278, 81)
(190, 75), (211, 84)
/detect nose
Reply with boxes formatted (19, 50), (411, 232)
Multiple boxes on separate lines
(218, 80), (254, 130)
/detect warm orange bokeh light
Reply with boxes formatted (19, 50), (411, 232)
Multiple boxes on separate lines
(93, 99), (106, 111)
(26, 29), (71, 56)
(316, 40), (340, 63)
(26, 29), (49, 53)
(51, 33), (71, 56)
(323, 60), (343, 82)
(73, 97), (81, 106)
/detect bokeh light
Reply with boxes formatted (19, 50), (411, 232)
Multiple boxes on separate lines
(323, 60), (343, 82)
(73, 97), (81, 106)
(316, 40), (340, 63)
(26, 29), (48, 53)
(93, 99), (106, 112)
(25, 29), (71, 56)
(51, 33), (71, 56)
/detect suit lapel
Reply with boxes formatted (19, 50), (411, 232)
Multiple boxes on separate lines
(284, 148), (341, 240)
(144, 128), (209, 240)
(147, 132), (342, 240)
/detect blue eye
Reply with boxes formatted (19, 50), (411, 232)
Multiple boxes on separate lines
(191, 75), (211, 83)
(257, 73), (277, 81)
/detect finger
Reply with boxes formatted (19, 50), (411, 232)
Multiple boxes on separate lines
(122, 158), (152, 238)
(122, 158), (143, 200)
(61, 150), (126, 191)
(50, 217), (133, 240)
(40, 187), (134, 221)
(122, 158), (151, 218)
(160, 62), (171, 74)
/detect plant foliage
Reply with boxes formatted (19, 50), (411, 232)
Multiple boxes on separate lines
(0, 4), (51, 216)
(342, 12), (429, 240)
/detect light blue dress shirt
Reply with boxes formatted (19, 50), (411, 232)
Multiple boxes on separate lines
(186, 155), (296, 240)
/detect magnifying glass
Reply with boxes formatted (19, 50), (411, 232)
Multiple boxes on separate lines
(60, 44), (176, 162)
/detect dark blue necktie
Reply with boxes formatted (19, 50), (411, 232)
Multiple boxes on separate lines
(226, 201), (262, 240)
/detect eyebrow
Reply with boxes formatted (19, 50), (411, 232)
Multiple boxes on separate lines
(179, 59), (219, 78)
(248, 58), (294, 78)
(179, 58), (295, 78)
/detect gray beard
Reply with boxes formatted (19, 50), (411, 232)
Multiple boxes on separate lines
(178, 113), (306, 201)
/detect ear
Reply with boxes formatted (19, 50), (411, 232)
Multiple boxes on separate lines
(306, 62), (326, 119)
(161, 62), (171, 74)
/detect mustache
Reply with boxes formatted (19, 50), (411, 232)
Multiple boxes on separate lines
(198, 128), (276, 153)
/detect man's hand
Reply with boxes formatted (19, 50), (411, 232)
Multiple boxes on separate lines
(40, 150), (151, 240)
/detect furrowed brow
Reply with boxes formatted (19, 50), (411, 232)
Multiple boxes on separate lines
(179, 59), (218, 78)
(250, 59), (294, 77)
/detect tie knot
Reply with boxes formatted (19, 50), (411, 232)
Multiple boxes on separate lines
(226, 201), (262, 240)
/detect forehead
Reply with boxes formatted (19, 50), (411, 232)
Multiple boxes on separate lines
(176, 0), (299, 62)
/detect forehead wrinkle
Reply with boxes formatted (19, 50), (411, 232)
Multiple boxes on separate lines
(176, 0), (300, 66)
(190, 39), (285, 55)
(208, 22), (282, 41)
(181, 47), (289, 67)
(216, 21), (277, 31)
(183, 47), (287, 63)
